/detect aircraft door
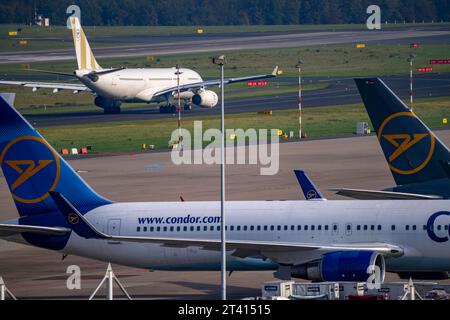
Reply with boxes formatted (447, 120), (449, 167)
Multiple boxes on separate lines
(345, 223), (352, 236)
(107, 219), (121, 244)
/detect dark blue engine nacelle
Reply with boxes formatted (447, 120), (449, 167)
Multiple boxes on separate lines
(291, 251), (386, 282)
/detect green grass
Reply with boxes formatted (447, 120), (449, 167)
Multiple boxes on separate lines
(1, 43), (449, 79)
(37, 96), (450, 154)
(0, 23), (450, 43)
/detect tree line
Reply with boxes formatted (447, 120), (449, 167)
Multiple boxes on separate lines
(1, 0), (448, 26)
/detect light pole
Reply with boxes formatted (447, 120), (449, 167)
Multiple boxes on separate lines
(407, 54), (416, 111)
(212, 54), (227, 301)
(175, 65), (183, 147)
(296, 60), (304, 139)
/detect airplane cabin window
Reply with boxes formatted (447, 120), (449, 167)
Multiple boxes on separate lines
(412, 225), (417, 231)
(437, 225), (442, 231)
(333, 225), (337, 231)
(325, 225), (329, 231)
(363, 225), (368, 230)
(277, 225), (281, 231)
(183, 226), (187, 232)
(406, 225), (410, 231)
(423, 225), (427, 230)
(318, 225), (322, 231)
(270, 226), (275, 231)
(391, 225), (396, 231)
(157, 227), (161, 232)
(250, 226), (254, 231)
(177, 226), (180, 232)
(136, 227), (140, 232)
(163, 227), (167, 232)
(170, 226), (174, 232)
(204, 226), (208, 231)
(370, 225), (375, 231)
(210, 226), (214, 231)
(237, 226), (241, 231)
(304, 225), (309, 231)
(311, 225), (315, 231)
(297, 225), (301, 231)
(143, 227), (147, 232)
(263, 226), (268, 231)
(377, 225), (382, 231)
(243, 226), (248, 231)
(445, 225), (449, 231)
(257, 226), (261, 231)
(197, 226), (201, 231)
(217, 226), (220, 231)
(230, 226), (234, 231)
(346, 224), (351, 231)
(357, 225), (361, 231)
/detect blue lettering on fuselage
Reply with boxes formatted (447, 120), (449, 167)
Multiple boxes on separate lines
(427, 211), (450, 243)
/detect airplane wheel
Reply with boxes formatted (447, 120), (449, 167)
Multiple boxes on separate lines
(184, 104), (192, 111)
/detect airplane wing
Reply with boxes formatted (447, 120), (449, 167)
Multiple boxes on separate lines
(152, 66), (279, 97)
(0, 80), (91, 92)
(0, 223), (71, 237)
(331, 188), (443, 200)
(50, 192), (404, 258)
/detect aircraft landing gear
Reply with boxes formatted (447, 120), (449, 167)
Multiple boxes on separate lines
(159, 105), (177, 113)
(183, 104), (192, 111)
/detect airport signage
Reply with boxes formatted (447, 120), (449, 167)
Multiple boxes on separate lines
(417, 67), (433, 72)
(247, 80), (269, 87)
(430, 59), (450, 64)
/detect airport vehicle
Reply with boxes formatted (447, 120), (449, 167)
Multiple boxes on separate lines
(0, 17), (277, 114)
(0, 84), (450, 283)
(333, 78), (450, 201)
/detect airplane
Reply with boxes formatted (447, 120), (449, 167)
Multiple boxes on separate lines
(332, 78), (450, 200)
(0, 16), (278, 114)
(0, 93), (449, 284)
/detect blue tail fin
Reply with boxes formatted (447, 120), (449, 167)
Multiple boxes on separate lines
(294, 170), (325, 200)
(0, 97), (111, 217)
(355, 78), (450, 186)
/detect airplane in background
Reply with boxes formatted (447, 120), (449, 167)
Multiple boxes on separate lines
(332, 78), (450, 200)
(0, 91), (449, 283)
(0, 17), (277, 114)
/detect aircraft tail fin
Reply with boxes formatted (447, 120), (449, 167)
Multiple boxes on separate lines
(69, 16), (102, 71)
(355, 78), (450, 186)
(0, 96), (111, 217)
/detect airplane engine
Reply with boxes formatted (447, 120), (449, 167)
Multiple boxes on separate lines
(192, 90), (218, 108)
(94, 96), (122, 114)
(291, 251), (386, 282)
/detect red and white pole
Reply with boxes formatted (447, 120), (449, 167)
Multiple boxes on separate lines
(296, 60), (304, 139)
(298, 66), (302, 139)
(176, 66), (183, 146)
(409, 59), (413, 111)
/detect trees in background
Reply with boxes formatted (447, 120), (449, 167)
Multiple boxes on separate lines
(0, 0), (447, 25)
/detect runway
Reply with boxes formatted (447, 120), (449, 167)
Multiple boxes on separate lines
(1, 131), (449, 299)
(24, 73), (450, 127)
(1, 29), (449, 64)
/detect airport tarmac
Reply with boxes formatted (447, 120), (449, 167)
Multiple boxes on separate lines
(1, 131), (450, 299)
(0, 29), (449, 64)
(21, 73), (450, 127)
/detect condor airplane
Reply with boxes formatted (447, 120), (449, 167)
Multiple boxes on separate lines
(0, 17), (277, 114)
(0, 80), (449, 283)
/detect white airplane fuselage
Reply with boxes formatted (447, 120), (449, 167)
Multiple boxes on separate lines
(76, 68), (203, 103)
(12, 200), (450, 272)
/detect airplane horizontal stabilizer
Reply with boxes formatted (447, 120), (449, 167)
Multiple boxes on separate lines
(331, 188), (443, 200)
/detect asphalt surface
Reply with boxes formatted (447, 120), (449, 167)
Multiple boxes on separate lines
(1, 132), (449, 299)
(1, 29), (449, 64)
(21, 73), (450, 127)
